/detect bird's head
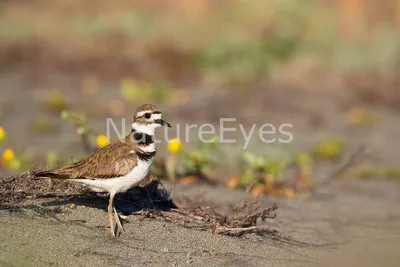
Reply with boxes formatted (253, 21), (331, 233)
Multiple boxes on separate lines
(132, 104), (171, 135)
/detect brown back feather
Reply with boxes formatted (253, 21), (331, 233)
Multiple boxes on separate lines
(35, 135), (139, 179)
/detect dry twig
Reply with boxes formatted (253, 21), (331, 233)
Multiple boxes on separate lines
(309, 145), (367, 192)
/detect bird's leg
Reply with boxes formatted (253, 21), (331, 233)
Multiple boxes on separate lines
(108, 193), (115, 236)
(113, 206), (124, 236)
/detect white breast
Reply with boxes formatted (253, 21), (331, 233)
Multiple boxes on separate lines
(71, 158), (153, 195)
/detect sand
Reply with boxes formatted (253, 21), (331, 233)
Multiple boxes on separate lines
(1, 180), (400, 267)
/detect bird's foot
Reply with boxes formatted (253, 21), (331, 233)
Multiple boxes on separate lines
(120, 214), (130, 223)
(113, 207), (124, 236)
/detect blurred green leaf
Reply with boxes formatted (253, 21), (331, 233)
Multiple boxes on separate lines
(120, 79), (171, 103)
(33, 116), (59, 134)
(42, 91), (68, 113)
(238, 169), (256, 187)
(312, 139), (343, 160)
(46, 151), (59, 168)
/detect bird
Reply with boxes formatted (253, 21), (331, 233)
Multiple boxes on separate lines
(33, 104), (171, 236)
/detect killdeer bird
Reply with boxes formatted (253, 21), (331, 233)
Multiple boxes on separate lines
(34, 104), (171, 236)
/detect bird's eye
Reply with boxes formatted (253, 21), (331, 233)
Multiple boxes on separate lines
(144, 113), (151, 119)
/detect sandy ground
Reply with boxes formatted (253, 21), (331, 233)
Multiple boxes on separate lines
(1, 180), (400, 267)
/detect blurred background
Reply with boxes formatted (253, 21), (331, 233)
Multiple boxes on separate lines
(1, 0), (400, 194)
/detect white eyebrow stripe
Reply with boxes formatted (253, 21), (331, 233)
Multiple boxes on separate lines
(137, 111), (162, 119)
(137, 111), (152, 117)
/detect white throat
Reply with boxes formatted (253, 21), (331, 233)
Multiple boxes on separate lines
(131, 122), (158, 135)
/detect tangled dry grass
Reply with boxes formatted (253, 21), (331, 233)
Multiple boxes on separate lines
(151, 201), (279, 237)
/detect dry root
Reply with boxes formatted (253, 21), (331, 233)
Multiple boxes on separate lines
(133, 199), (279, 237)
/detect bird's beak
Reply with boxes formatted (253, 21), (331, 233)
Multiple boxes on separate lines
(155, 119), (171, 127)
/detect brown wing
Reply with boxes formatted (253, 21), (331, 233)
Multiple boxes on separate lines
(35, 138), (137, 179)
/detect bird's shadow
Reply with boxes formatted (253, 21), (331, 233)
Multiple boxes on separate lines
(12, 181), (177, 215)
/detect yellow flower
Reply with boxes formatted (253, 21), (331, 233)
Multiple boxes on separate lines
(96, 135), (109, 148)
(168, 138), (182, 153)
(0, 126), (5, 141)
(2, 148), (14, 164)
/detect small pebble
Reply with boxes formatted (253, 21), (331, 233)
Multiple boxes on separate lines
(68, 203), (76, 209)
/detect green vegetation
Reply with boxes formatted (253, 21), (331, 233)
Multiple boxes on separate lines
(33, 115), (59, 134)
(152, 137), (221, 183)
(120, 79), (174, 102)
(195, 33), (298, 86)
(42, 91), (68, 113)
(312, 139), (344, 161)
(1, 105), (398, 197)
(349, 167), (400, 182)
(2, 1), (400, 93)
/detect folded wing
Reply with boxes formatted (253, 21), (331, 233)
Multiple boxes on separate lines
(34, 139), (138, 179)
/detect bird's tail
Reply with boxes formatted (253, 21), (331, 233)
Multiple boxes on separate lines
(32, 169), (70, 179)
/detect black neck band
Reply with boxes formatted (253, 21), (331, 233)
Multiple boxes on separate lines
(131, 129), (154, 146)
